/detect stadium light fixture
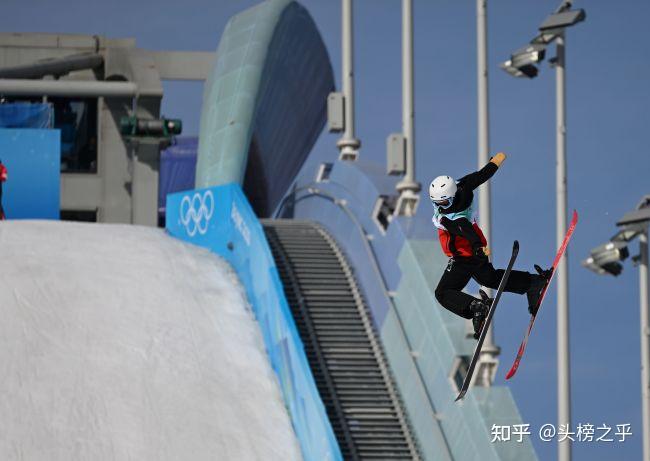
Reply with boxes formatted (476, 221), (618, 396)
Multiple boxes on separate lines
(582, 240), (629, 277)
(500, 2), (585, 80)
(500, 43), (547, 79)
(582, 196), (650, 461)
(539, 8), (586, 33)
(500, 59), (539, 79)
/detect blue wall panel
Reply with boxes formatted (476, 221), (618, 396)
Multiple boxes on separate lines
(0, 129), (60, 220)
(166, 183), (342, 461)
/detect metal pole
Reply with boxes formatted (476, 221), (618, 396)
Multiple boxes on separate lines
(555, 33), (572, 461)
(476, 0), (499, 385)
(0, 52), (104, 79)
(395, 0), (421, 213)
(337, 0), (360, 161)
(402, 0), (414, 188)
(0, 79), (155, 97)
(639, 231), (650, 461)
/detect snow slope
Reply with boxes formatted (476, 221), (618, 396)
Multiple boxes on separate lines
(0, 221), (301, 461)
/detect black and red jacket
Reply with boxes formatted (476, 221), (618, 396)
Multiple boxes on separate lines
(432, 162), (498, 258)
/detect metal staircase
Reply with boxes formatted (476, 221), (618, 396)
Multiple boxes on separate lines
(262, 219), (420, 460)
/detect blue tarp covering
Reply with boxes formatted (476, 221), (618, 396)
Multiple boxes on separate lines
(159, 137), (197, 213)
(0, 103), (53, 129)
(166, 184), (343, 461)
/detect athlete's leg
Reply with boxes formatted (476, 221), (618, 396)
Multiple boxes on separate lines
(472, 260), (532, 295)
(435, 259), (475, 319)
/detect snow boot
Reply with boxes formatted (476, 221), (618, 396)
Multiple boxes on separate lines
(470, 290), (492, 340)
(527, 265), (552, 316)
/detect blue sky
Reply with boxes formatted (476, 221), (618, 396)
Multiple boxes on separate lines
(4, 1), (649, 459)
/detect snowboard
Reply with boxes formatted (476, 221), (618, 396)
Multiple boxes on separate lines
(505, 210), (578, 380)
(455, 240), (520, 401)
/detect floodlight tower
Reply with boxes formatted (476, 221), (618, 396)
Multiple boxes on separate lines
(583, 196), (650, 461)
(500, 2), (586, 460)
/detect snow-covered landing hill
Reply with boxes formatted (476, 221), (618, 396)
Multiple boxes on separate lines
(0, 221), (301, 461)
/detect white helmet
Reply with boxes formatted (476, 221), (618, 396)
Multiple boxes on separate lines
(429, 175), (457, 204)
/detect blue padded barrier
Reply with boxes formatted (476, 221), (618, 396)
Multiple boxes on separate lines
(166, 183), (342, 461)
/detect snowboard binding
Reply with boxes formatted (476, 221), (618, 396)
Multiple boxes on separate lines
(527, 265), (552, 316)
(470, 289), (493, 339)
(534, 264), (553, 280)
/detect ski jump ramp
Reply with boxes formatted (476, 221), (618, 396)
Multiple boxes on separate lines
(0, 221), (302, 460)
(182, 0), (538, 459)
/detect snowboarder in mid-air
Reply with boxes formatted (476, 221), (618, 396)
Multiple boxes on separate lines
(430, 152), (550, 339)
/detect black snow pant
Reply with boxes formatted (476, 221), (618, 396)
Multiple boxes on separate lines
(435, 256), (532, 319)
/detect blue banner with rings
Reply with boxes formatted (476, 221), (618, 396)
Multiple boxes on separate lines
(166, 183), (342, 461)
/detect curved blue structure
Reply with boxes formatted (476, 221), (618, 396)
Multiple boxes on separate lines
(197, 0), (333, 217)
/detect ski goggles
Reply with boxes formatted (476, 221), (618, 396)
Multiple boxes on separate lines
(432, 198), (453, 208)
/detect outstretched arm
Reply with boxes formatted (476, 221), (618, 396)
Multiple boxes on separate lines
(458, 152), (506, 191)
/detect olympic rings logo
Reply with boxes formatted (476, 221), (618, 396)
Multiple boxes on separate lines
(179, 190), (214, 237)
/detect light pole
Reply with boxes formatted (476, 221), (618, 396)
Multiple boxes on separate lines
(500, 3), (585, 460)
(641, 230), (650, 461)
(583, 196), (650, 461)
(394, 0), (421, 217)
(475, 0), (500, 387)
(554, 31), (572, 461)
(336, 0), (361, 161)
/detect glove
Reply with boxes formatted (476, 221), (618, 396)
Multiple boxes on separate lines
(490, 152), (507, 167)
(472, 245), (489, 262)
